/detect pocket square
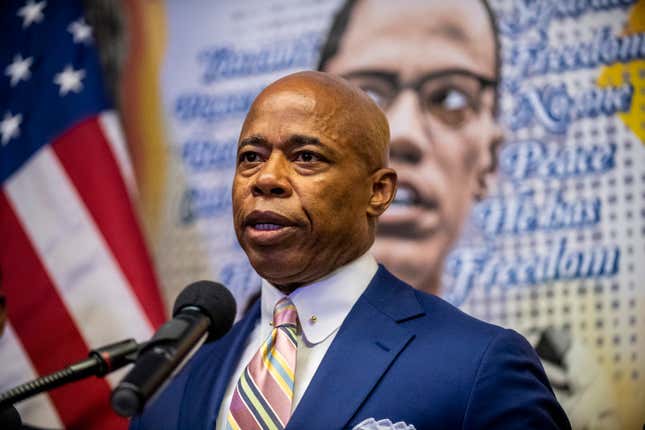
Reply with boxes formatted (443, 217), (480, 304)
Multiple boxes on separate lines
(353, 418), (416, 430)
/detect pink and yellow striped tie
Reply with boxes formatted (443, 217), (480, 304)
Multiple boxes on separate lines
(226, 298), (298, 430)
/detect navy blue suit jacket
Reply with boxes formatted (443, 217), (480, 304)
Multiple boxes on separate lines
(131, 266), (570, 429)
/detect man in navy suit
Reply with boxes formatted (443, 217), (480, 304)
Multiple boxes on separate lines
(131, 71), (569, 429)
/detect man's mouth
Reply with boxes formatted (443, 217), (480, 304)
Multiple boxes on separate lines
(254, 223), (284, 231)
(243, 210), (300, 244)
(391, 185), (418, 207)
(389, 184), (438, 210)
(245, 210), (295, 227)
(379, 183), (440, 237)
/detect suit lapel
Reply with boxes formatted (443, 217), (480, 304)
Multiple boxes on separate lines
(287, 266), (424, 429)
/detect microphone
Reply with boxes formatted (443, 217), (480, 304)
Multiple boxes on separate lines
(111, 281), (236, 417)
(0, 338), (139, 408)
(0, 405), (22, 430)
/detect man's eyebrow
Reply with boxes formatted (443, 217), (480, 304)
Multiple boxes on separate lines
(238, 135), (323, 148)
(344, 68), (495, 84)
(238, 135), (269, 148)
(286, 134), (342, 156)
(239, 134), (338, 156)
(285, 134), (323, 148)
(343, 69), (397, 82)
(430, 22), (469, 43)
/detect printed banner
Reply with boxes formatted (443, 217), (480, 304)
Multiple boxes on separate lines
(139, 1), (644, 428)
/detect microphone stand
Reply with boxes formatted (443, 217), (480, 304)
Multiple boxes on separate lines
(0, 338), (141, 409)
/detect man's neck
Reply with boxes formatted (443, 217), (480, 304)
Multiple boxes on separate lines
(266, 249), (373, 293)
(265, 251), (374, 294)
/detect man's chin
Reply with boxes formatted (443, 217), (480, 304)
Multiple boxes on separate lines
(244, 249), (305, 285)
(372, 236), (446, 295)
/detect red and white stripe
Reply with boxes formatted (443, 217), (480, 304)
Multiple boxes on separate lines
(99, 112), (137, 198)
(0, 112), (166, 429)
(0, 324), (63, 428)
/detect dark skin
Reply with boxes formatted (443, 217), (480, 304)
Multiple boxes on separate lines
(232, 71), (397, 292)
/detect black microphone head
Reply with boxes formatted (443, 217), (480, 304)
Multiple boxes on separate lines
(0, 405), (22, 430)
(172, 281), (236, 342)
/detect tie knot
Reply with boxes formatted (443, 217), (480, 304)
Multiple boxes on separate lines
(273, 298), (298, 328)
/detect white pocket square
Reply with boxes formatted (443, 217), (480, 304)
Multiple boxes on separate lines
(353, 418), (416, 430)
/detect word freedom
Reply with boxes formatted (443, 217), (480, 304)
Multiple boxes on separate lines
(445, 238), (620, 305)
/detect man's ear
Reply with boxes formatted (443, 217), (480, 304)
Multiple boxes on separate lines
(367, 168), (397, 217)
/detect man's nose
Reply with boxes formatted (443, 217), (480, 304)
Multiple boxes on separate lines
(387, 90), (428, 165)
(251, 154), (292, 197)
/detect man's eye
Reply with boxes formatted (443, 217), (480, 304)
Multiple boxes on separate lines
(294, 151), (319, 163)
(239, 152), (260, 163)
(424, 87), (476, 126)
(430, 88), (470, 111)
(361, 87), (389, 108)
(443, 90), (469, 111)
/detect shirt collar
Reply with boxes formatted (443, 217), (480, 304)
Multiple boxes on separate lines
(260, 252), (378, 344)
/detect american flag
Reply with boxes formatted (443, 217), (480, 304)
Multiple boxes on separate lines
(0, 1), (166, 428)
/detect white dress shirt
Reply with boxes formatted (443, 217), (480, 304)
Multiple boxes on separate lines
(215, 252), (378, 429)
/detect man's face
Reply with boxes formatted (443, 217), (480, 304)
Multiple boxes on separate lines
(324, 0), (501, 293)
(232, 84), (381, 290)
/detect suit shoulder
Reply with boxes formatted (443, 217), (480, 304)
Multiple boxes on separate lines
(462, 326), (571, 428)
(421, 289), (500, 329)
(387, 274), (569, 427)
(371, 265), (504, 340)
(383, 272), (502, 338)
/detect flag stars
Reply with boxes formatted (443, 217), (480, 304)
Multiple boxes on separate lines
(5, 55), (33, 87)
(54, 65), (85, 96)
(68, 18), (92, 44)
(1, 112), (22, 145)
(17, 0), (46, 28)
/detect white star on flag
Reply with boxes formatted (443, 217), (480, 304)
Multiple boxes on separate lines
(5, 54), (33, 87)
(1, 112), (22, 145)
(68, 18), (93, 44)
(17, 0), (46, 28)
(53, 65), (85, 96)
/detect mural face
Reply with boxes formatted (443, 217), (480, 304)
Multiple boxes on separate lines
(324, 0), (502, 294)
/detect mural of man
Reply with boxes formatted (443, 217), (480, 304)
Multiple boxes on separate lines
(319, 0), (502, 295)
(318, 1), (621, 428)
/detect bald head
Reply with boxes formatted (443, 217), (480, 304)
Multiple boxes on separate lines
(241, 71), (390, 172)
(233, 71), (397, 289)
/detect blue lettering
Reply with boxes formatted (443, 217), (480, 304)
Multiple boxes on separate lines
(198, 32), (322, 83)
(505, 84), (633, 133)
(181, 139), (237, 171)
(499, 0), (635, 37)
(179, 186), (231, 224)
(499, 140), (616, 180)
(473, 189), (601, 237)
(174, 90), (260, 123)
(506, 26), (645, 79)
(444, 239), (620, 305)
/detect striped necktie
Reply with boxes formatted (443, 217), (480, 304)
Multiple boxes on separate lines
(226, 298), (299, 430)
